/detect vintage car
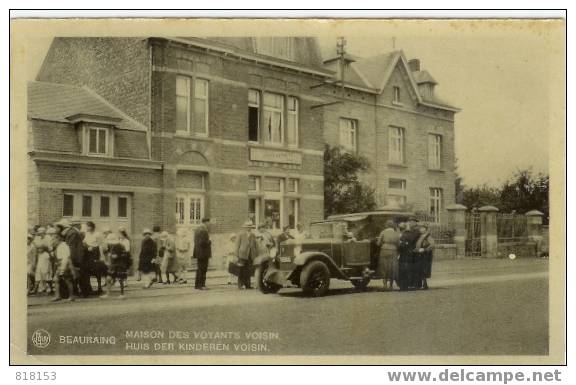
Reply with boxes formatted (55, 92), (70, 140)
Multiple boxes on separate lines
(259, 208), (414, 297)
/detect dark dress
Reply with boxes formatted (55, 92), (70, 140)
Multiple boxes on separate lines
(108, 243), (132, 280)
(138, 237), (157, 274)
(416, 233), (435, 279)
(193, 225), (211, 288)
(397, 228), (421, 290)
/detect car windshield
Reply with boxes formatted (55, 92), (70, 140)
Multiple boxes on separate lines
(309, 221), (347, 239)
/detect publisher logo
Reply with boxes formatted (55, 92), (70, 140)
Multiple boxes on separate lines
(31, 329), (51, 348)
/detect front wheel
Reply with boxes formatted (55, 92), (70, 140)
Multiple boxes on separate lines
(300, 261), (330, 297)
(259, 262), (282, 294)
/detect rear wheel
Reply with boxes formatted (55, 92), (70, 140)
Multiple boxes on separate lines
(351, 278), (371, 291)
(259, 262), (282, 294)
(300, 261), (330, 297)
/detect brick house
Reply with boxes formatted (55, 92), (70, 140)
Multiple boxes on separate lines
(319, 51), (460, 222)
(28, 37), (332, 266)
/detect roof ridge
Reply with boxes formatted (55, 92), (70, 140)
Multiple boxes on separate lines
(81, 86), (148, 131)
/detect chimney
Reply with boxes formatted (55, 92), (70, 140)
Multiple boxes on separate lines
(408, 59), (420, 72)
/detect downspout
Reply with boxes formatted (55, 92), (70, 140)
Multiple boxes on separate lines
(147, 41), (153, 160)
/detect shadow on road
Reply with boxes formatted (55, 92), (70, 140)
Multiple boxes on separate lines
(277, 285), (448, 298)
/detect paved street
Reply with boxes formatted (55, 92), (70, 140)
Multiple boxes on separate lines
(26, 258), (549, 356)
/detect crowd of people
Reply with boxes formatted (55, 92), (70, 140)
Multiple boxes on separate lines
(26, 215), (432, 301)
(376, 217), (435, 291)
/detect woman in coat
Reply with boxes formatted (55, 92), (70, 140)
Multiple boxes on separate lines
(100, 234), (132, 299)
(376, 220), (400, 290)
(160, 231), (180, 284)
(139, 229), (158, 288)
(415, 225), (435, 290)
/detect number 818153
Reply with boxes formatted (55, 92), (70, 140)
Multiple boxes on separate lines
(15, 372), (56, 381)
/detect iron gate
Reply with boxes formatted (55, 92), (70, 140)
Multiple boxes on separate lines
(465, 212), (482, 256)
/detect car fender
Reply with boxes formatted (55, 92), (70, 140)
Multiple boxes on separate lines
(294, 251), (348, 280)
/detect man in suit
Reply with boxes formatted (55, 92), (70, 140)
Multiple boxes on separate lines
(235, 221), (257, 289)
(55, 219), (89, 297)
(193, 218), (211, 290)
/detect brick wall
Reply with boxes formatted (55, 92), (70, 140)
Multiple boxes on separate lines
(37, 38), (151, 127)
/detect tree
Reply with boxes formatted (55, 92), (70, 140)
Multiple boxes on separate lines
(324, 145), (376, 217)
(499, 169), (549, 219)
(461, 184), (501, 210)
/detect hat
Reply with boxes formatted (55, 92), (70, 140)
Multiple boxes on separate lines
(242, 221), (255, 229)
(117, 226), (126, 233)
(159, 231), (169, 239)
(55, 218), (71, 228)
(142, 228), (152, 235)
(46, 227), (57, 235)
(36, 227), (46, 234)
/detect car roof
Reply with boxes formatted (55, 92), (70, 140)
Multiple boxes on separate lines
(314, 210), (414, 224)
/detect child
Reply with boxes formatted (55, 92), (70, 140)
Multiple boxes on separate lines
(100, 234), (132, 299)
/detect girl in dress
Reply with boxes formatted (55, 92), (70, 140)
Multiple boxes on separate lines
(34, 227), (53, 294)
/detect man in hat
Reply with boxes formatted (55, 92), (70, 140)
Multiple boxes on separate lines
(235, 221), (257, 289)
(51, 231), (76, 302)
(56, 218), (90, 297)
(193, 218), (212, 290)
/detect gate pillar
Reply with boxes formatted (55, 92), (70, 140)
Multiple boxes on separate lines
(526, 210), (545, 255)
(447, 203), (467, 258)
(479, 205), (499, 258)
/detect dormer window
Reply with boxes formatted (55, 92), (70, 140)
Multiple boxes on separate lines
(88, 126), (109, 155)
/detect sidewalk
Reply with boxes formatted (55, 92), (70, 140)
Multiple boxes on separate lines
(27, 257), (548, 307)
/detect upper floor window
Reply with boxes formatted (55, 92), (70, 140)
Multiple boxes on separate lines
(248, 90), (260, 142)
(339, 118), (358, 153)
(388, 126), (405, 164)
(86, 127), (109, 156)
(393, 86), (401, 104)
(176, 76), (209, 136)
(387, 178), (407, 207)
(428, 134), (442, 169)
(263, 92), (284, 145)
(286, 97), (299, 147)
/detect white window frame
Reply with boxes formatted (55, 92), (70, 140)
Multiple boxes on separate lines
(99, 195), (111, 218)
(288, 199), (299, 230)
(286, 96), (299, 148)
(393, 86), (402, 105)
(287, 178), (299, 193)
(62, 194), (75, 217)
(387, 178), (407, 207)
(429, 188), (443, 223)
(176, 75), (209, 136)
(175, 193), (205, 227)
(86, 126), (109, 156)
(248, 89), (260, 143)
(81, 194), (93, 217)
(117, 195), (130, 218)
(248, 197), (261, 228)
(428, 133), (442, 170)
(262, 92), (285, 146)
(339, 118), (358, 153)
(388, 126), (405, 164)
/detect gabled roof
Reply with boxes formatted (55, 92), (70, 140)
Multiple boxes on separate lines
(413, 70), (438, 85)
(353, 51), (402, 91)
(27, 81), (147, 131)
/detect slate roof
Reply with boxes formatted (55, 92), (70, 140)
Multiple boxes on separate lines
(413, 70), (438, 85)
(27, 81), (146, 131)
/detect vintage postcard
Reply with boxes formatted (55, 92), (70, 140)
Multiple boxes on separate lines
(10, 17), (566, 365)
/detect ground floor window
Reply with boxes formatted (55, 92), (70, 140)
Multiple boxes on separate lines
(176, 193), (204, 227)
(61, 191), (131, 233)
(429, 187), (443, 223)
(248, 175), (300, 230)
(264, 199), (281, 230)
(288, 199), (299, 229)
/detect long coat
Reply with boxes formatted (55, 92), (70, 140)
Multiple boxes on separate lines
(235, 230), (256, 265)
(161, 236), (179, 273)
(193, 225), (211, 261)
(138, 237), (157, 274)
(63, 226), (85, 268)
(377, 228), (400, 280)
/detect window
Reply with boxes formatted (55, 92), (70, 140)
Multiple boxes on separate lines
(263, 92), (284, 144)
(287, 178), (299, 193)
(288, 199), (299, 229)
(263, 177), (282, 192)
(428, 134), (442, 169)
(286, 97), (299, 147)
(63, 194), (74, 217)
(100, 196), (110, 217)
(248, 175), (260, 191)
(87, 127), (108, 156)
(387, 178), (407, 207)
(82, 195), (92, 217)
(393, 86), (401, 104)
(118, 197), (128, 218)
(339, 118), (358, 153)
(175, 193), (204, 226)
(176, 76), (209, 135)
(248, 90), (260, 142)
(429, 188), (443, 223)
(388, 126), (405, 164)
(248, 198), (261, 227)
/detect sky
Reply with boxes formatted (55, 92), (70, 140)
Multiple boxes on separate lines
(25, 26), (557, 187)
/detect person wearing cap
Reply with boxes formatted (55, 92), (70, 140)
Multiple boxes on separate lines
(100, 234), (132, 299)
(139, 228), (158, 288)
(377, 220), (401, 290)
(56, 218), (90, 297)
(159, 231), (180, 284)
(193, 218), (212, 290)
(27, 233), (38, 295)
(275, 226), (295, 257)
(83, 221), (107, 295)
(51, 231), (76, 302)
(33, 227), (53, 294)
(235, 221), (257, 290)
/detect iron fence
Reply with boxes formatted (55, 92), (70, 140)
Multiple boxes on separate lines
(496, 213), (528, 242)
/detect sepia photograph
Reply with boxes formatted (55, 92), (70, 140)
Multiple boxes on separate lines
(9, 16), (566, 365)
